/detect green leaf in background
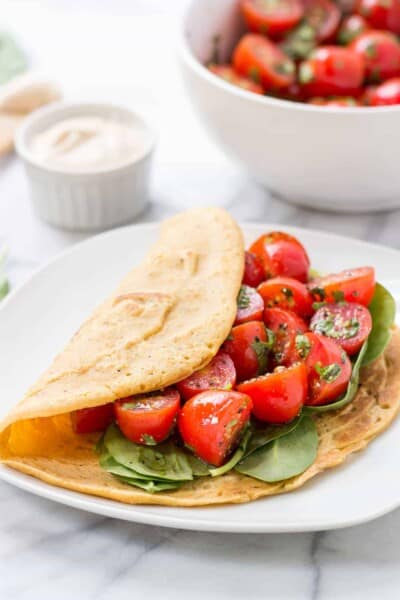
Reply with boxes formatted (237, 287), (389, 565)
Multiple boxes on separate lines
(0, 247), (10, 301)
(0, 32), (27, 84)
(362, 283), (396, 366)
(303, 340), (368, 414)
(235, 416), (318, 483)
(244, 416), (302, 458)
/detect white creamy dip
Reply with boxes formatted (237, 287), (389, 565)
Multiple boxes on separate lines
(30, 116), (149, 172)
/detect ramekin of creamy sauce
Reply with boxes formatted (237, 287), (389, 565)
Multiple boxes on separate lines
(15, 102), (156, 230)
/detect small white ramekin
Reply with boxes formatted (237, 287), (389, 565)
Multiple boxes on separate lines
(15, 102), (156, 231)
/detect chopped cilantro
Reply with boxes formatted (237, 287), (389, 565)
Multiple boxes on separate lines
(142, 434), (157, 446)
(251, 329), (275, 375)
(332, 290), (345, 303)
(295, 334), (311, 359)
(315, 362), (341, 383)
(310, 286), (326, 300)
(237, 286), (251, 309)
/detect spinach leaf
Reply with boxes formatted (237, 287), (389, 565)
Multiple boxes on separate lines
(0, 248), (9, 301)
(116, 476), (182, 493)
(362, 283), (396, 366)
(235, 416), (318, 483)
(185, 453), (210, 477)
(0, 33), (27, 84)
(244, 416), (302, 458)
(209, 429), (252, 477)
(303, 341), (368, 414)
(103, 424), (193, 482)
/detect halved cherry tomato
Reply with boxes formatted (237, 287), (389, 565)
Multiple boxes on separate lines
(258, 277), (313, 318)
(222, 321), (270, 381)
(350, 30), (400, 82)
(308, 266), (375, 306)
(240, 0), (304, 40)
(303, 0), (341, 42)
(177, 352), (236, 401)
(235, 285), (265, 324)
(299, 46), (364, 97)
(178, 390), (253, 466)
(249, 231), (310, 282)
(208, 64), (265, 94)
(233, 33), (295, 90)
(308, 96), (359, 105)
(310, 302), (372, 355)
(264, 307), (308, 366)
(337, 14), (370, 45)
(362, 83), (378, 104)
(243, 251), (266, 287)
(301, 332), (352, 405)
(356, 0), (400, 35)
(114, 388), (180, 445)
(237, 362), (307, 423)
(71, 403), (114, 434)
(366, 76), (400, 105)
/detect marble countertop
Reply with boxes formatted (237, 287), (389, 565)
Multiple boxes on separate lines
(1, 2), (400, 599)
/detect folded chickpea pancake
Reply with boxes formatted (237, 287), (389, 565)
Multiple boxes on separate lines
(1, 207), (400, 507)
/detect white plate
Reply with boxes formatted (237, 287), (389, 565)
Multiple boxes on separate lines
(1, 222), (400, 533)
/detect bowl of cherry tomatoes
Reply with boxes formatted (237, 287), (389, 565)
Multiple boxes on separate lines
(179, 0), (400, 212)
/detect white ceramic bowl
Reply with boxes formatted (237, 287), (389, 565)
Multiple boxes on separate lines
(179, 0), (400, 212)
(15, 102), (156, 231)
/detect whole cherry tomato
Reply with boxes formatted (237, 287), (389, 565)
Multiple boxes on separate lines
(356, 0), (400, 35)
(208, 64), (265, 94)
(222, 321), (271, 381)
(258, 277), (314, 318)
(243, 251), (266, 287)
(301, 333), (352, 406)
(299, 46), (364, 97)
(308, 266), (376, 306)
(177, 352), (236, 401)
(240, 0), (304, 39)
(365, 76), (400, 104)
(264, 307), (308, 366)
(235, 285), (265, 324)
(350, 30), (400, 82)
(249, 231), (310, 282)
(337, 14), (370, 44)
(233, 33), (296, 90)
(71, 403), (114, 434)
(114, 388), (180, 445)
(178, 390), (252, 466)
(310, 302), (372, 355)
(237, 362), (308, 423)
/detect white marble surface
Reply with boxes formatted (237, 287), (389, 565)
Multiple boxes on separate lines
(1, 1), (400, 598)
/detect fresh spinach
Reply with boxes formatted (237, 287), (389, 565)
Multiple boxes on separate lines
(209, 429), (252, 477)
(362, 283), (396, 366)
(235, 416), (318, 483)
(0, 248), (9, 301)
(244, 416), (302, 458)
(0, 33), (27, 84)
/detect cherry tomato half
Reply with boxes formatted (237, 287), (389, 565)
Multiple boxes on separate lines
(264, 307), (308, 366)
(237, 362), (308, 423)
(249, 231), (310, 282)
(178, 390), (253, 466)
(240, 0), (304, 40)
(308, 266), (376, 306)
(208, 64), (265, 94)
(337, 14), (370, 45)
(303, 0), (341, 42)
(356, 0), (400, 35)
(243, 251), (266, 287)
(71, 403), (114, 434)
(235, 284), (265, 324)
(302, 332), (352, 406)
(350, 30), (400, 82)
(222, 321), (270, 381)
(233, 33), (295, 90)
(258, 277), (313, 318)
(366, 76), (400, 105)
(310, 302), (372, 355)
(308, 96), (359, 105)
(299, 46), (364, 97)
(114, 388), (180, 445)
(177, 352), (236, 401)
